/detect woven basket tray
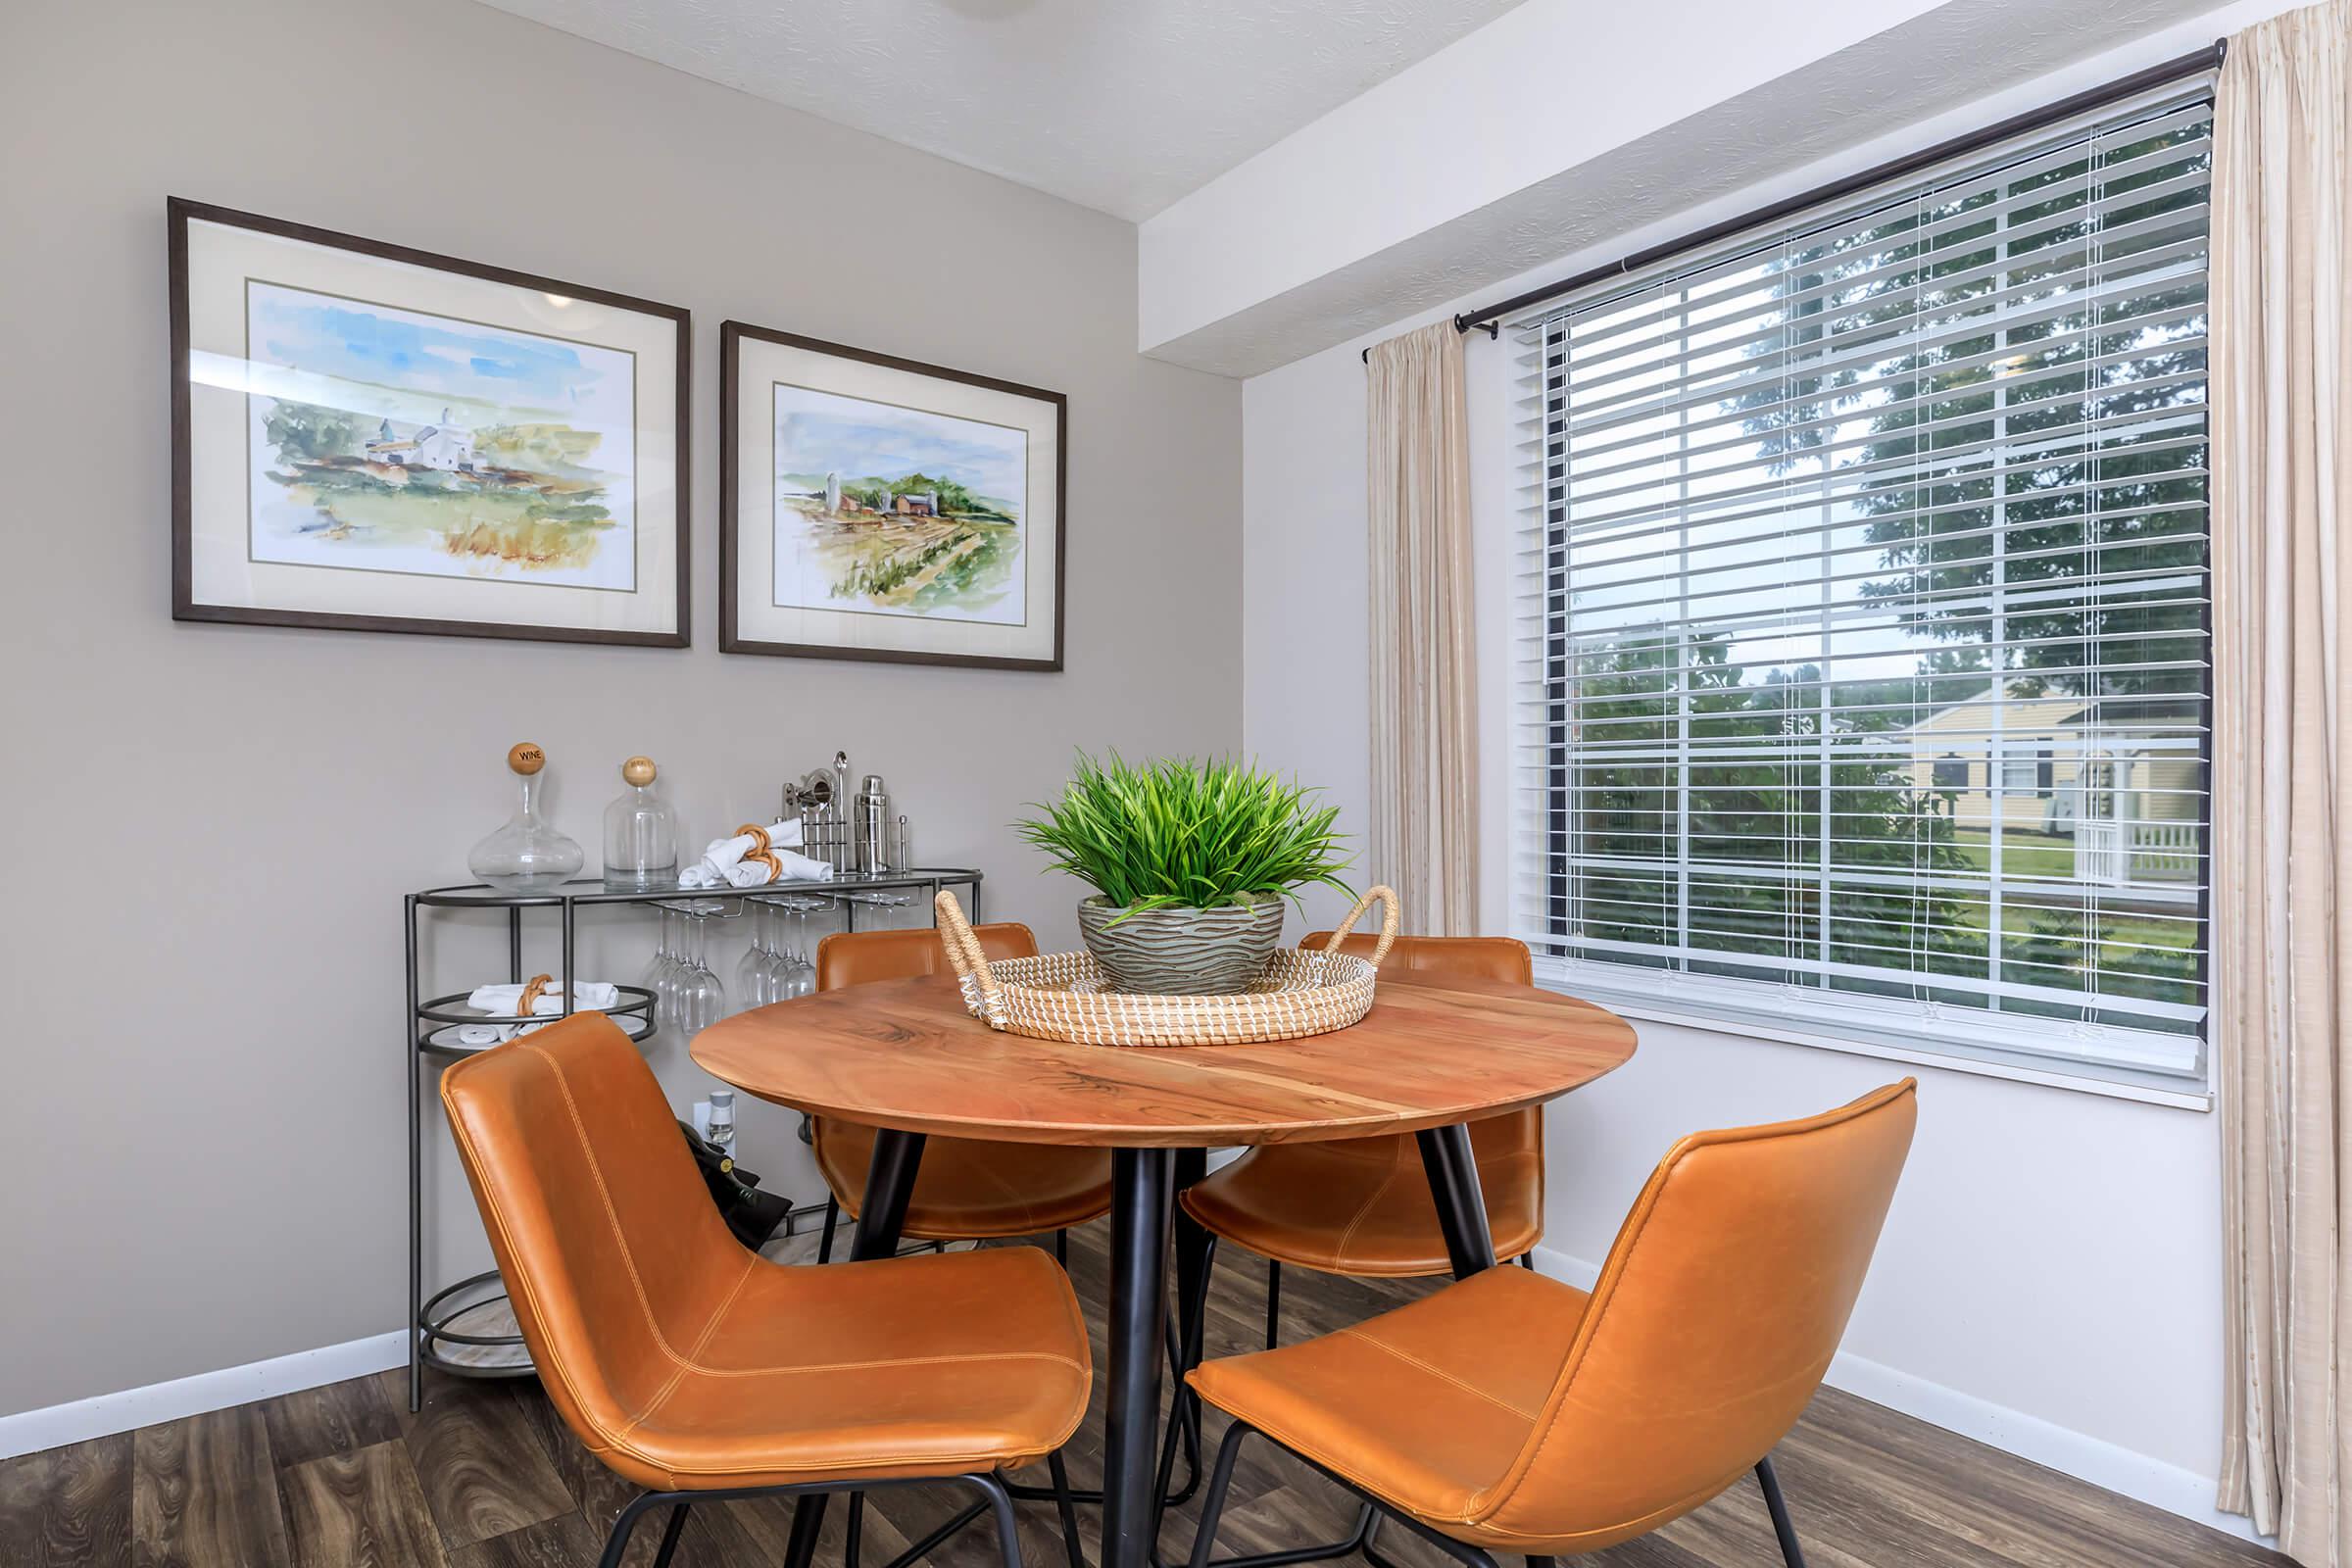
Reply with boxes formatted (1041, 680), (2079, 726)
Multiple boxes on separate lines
(936, 885), (1398, 1048)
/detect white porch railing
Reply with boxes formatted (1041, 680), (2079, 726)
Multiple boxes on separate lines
(2079, 817), (2199, 886)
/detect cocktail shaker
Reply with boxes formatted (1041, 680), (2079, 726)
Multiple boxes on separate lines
(855, 774), (893, 873)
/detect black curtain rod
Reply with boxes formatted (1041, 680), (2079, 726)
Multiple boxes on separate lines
(1418, 37), (2227, 347)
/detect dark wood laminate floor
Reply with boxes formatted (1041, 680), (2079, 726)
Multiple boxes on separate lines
(0, 1217), (2284, 1568)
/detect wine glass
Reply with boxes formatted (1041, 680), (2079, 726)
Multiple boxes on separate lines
(734, 899), (775, 1009)
(642, 905), (685, 1030)
(680, 902), (728, 1034)
(761, 901), (799, 1001)
(778, 894), (830, 997)
(842, 889), (914, 932)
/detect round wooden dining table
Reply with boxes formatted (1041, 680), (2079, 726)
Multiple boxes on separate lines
(691, 963), (1637, 1568)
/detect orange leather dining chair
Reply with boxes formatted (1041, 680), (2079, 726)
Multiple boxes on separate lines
(440, 1011), (1094, 1568)
(810, 924), (1114, 1264)
(1182, 1081), (1918, 1568)
(1179, 934), (1545, 1349)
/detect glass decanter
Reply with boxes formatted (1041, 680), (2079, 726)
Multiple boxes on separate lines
(467, 742), (585, 893)
(602, 754), (680, 892)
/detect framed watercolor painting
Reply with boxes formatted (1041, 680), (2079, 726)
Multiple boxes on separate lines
(720, 322), (1064, 670)
(170, 198), (689, 645)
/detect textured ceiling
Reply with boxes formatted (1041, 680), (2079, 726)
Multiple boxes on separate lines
(469, 0), (1529, 220)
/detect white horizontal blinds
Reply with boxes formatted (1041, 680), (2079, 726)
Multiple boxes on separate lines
(1509, 88), (2213, 1082)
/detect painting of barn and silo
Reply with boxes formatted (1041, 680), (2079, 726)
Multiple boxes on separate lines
(243, 280), (637, 589)
(769, 382), (1027, 624)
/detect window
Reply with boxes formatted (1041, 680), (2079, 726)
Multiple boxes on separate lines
(1511, 86), (2212, 1088)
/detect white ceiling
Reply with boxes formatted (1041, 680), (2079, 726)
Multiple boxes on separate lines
(472, 0), (1528, 220)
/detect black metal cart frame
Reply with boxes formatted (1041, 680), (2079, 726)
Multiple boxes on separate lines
(403, 869), (984, 1410)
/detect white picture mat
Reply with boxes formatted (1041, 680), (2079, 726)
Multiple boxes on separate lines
(731, 336), (1059, 662)
(183, 218), (680, 635)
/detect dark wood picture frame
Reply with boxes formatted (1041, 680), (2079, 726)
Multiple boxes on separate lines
(720, 320), (1066, 672)
(169, 197), (692, 647)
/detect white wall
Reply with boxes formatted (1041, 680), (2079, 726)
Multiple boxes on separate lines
(1244, 2), (2295, 1539)
(0, 0), (1239, 1429)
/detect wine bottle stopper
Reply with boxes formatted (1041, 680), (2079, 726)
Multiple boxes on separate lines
(509, 742), (547, 776)
(621, 755), (657, 787)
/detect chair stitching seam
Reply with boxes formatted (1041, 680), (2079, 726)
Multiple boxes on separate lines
(523, 1043), (701, 1375)
(442, 1086), (660, 1453)
(1473, 1171), (1675, 1520)
(1333, 1329), (1544, 1422)
(1200, 1405), (1486, 1526)
(658, 1349), (1089, 1380)
(1332, 1147), (1408, 1267)
(628, 1249), (761, 1441)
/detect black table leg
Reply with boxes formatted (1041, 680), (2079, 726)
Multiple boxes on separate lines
(1414, 1124), (1497, 1279)
(1157, 1149), (1211, 1514)
(785, 1128), (929, 1568)
(1104, 1148), (1173, 1568)
(850, 1128), (928, 1259)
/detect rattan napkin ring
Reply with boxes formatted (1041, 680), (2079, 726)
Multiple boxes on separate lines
(935, 884), (1398, 1048)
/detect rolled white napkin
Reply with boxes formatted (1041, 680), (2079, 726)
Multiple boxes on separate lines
(772, 848), (834, 882)
(452, 1018), (561, 1048)
(466, 981), (621, 1015)
(700, 820), (805, 872)
(683, 820), (807, 885)
(722, 858), (774, 889)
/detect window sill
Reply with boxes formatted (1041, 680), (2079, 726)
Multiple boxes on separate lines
(1545, 985), (2214, 1111)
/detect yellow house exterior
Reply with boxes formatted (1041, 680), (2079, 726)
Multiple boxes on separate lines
(1900, 693), (2202, 837)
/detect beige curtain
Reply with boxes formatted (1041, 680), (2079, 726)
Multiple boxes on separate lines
(1365, 321), (1479, 935)
(2216, 3), (2352, 1560)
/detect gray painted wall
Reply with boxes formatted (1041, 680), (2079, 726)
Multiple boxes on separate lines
(0, 0), (1240, 1416)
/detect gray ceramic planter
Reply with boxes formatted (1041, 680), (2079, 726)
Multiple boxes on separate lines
(1076, 894), (1288, 995)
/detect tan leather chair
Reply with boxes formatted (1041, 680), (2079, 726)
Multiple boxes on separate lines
(1181, 1080), (1918, 1568)
(810, 924), (1113, 1262)
(440, 1011), (1093, 1568)
(1179, 934), (1544, 1348)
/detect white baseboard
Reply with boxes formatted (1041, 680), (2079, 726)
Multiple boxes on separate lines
(1527, 1244), (2272, 1548)
(0, 1332), (409, 1462)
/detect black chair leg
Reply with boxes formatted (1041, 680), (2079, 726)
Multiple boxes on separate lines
(595, 1493), (659, 1568)
(1517, 1252), (1536, 1272)
(1264, 1259), (1282, 1349)
(650, 1502), (692, 1568)
(1047, 1449), (1086, 1568)
(783, 1493), (828, 1568)
(818, 1195), (841, 1264)
(1055, 1228), (1069, 1265)
(968, 1472), (1026, 1568)
(1526, 1558), (1554, 1568)
(846, 1491), (865, 1568)
(1357, 1505), (1407, 1568)
(1755, 1455), (1806, 1568)
(1188, 1423), (1251, 1568)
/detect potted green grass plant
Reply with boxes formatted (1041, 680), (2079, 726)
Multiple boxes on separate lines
(1016, 753), (1351, 995)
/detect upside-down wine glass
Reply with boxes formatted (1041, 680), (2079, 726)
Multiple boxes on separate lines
(733, 898), (775, 1010)
(641, 904), (683, 1031)
(680, 902), (728, 1034)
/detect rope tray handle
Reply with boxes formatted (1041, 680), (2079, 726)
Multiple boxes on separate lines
(1315, 885), (1399, 969)
(934, 889), (1003, 1007)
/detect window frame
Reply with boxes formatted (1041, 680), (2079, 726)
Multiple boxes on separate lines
(1508, 83), (2218, 1101)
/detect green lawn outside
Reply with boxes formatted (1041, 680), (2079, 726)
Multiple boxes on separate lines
(1952, 827), (2076, 878)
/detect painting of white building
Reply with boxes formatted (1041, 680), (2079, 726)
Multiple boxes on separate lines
(366, 408), (474, 471)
